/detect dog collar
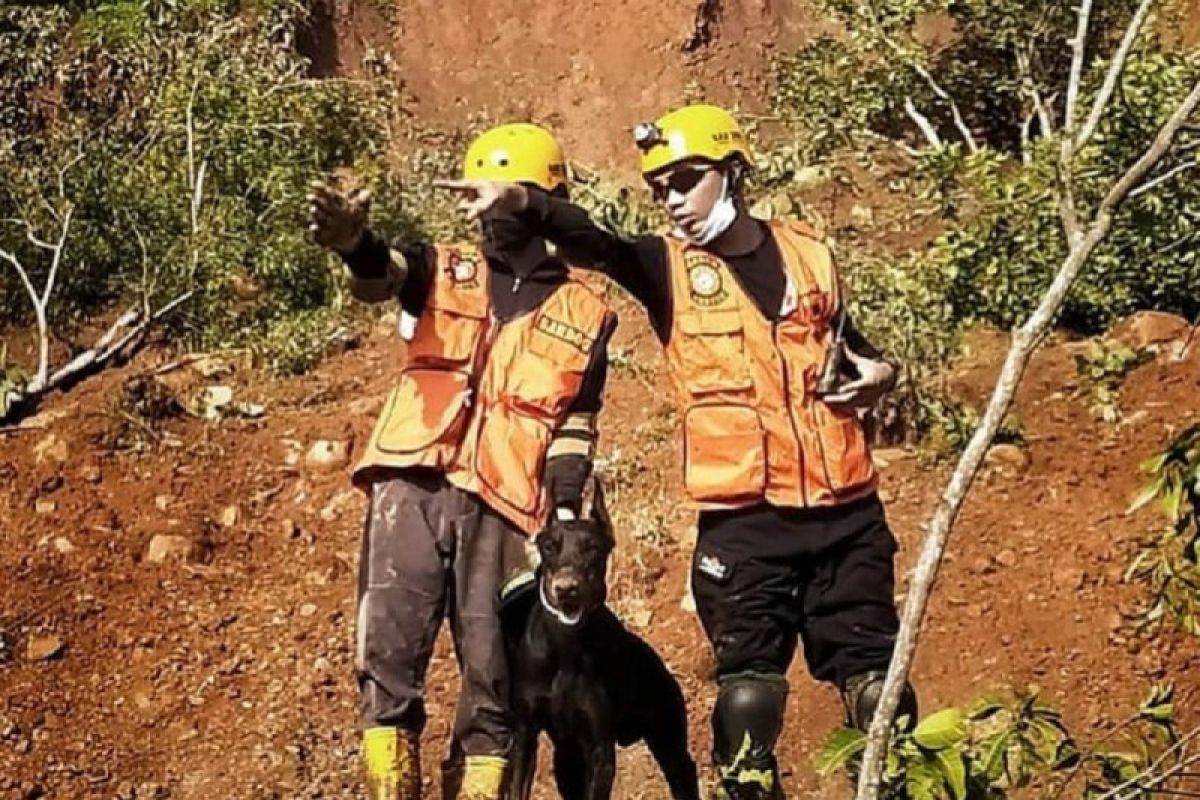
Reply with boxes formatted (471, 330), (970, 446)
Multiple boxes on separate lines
(539, 579), (583, 627)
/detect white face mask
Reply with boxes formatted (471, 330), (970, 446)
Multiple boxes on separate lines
(675, 172), (738, 246)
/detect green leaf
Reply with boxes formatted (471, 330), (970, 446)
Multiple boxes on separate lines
(914, 708), (968, 751)
(1164, 482), (1186, 520)
(1127, 476), (1166, 515)
(816, 727), (867, 776)
(1054, 739), (1082, 770)
(967, 694), (1005, 721)
(977, 732), (1010, 781)
(905, 756), (941, 800)
(934, 748), (967, 800)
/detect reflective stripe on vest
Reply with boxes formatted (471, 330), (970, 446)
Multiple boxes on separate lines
(354, 244), (611, 534)
(663, 219), (877, 510)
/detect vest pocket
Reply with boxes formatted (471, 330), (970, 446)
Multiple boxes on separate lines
(676, 311), (754, 395)
(475, 401), (550, 517)
(813, 404), (876, 493)
(374, 369), (471, 460)
(502, 347), (586, 419)
(683, 403), (767, 503)
(406, 309), (483, 367)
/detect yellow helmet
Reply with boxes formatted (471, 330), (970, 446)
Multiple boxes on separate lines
(462, 123), (567, 191)
(634, 104), (751, 176)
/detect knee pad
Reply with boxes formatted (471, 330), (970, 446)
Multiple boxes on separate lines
(713, 673), (788, 799)
(840, 671), (918, 732)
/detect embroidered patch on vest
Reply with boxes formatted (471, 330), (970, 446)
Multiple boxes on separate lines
(445, 250), (480, 289)
(536, 314), (595, 354)
(685, 253), (730, 307)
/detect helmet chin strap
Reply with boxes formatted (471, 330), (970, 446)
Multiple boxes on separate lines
(675, 172), (738, 246)
(539, 576), (584, 627)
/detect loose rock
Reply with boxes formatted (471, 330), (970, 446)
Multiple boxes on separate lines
(33, 434), (69, 464)
(305, 440), (351, 472)
(144, 535), (194, 564)
(26, 635), (65, 662)
(985, 444), (1031, 472)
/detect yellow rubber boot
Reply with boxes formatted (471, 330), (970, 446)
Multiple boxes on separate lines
(459, 756), (507, 800)
(362, 726), (421, 800)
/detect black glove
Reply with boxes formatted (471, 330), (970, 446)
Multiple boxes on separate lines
(544, 454), (592, 518)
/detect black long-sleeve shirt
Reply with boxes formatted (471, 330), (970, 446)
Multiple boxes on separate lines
(520, 188), (884, 360)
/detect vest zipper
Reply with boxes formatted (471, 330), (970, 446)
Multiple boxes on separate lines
(467, 313), (503, 408)
(773, 320), (809, 507)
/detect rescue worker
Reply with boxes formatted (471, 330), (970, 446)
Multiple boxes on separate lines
(438, 105), (916, 799)
(307, 124), (617, 800)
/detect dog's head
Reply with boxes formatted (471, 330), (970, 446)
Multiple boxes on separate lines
(537, 477), (615, 623)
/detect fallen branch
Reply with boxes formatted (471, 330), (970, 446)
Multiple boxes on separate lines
(855, 62), (1200, 800)
(0, 291), (193, 424)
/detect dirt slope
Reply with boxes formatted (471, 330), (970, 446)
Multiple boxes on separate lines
(315, 0), (826, 173)
(2, 300), (1199, 799)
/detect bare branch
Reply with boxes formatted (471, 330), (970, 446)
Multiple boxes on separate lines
(855, 75), (1200, 800)
(1131, 161), (1198, 197)
(20, 219), (56, 252)
(904, 99), (943, 149)
(55, 147), (86, 203)
(1021, 109), (1036, 165)
(1077, 0), (1156, 149)
(1058, 0), (1095, 243)
(39, 205), (72, 309)
(856, 1), (978, 152)
(3, 290), (195, 421)
(0, 240), (50, 390)
(1017, 46), (1055, 136)
(1064, 0), (1095, 140)
(0, 247), (42, 315)
(909, 60), (980, 153)
(1093, 729), (1200, 800)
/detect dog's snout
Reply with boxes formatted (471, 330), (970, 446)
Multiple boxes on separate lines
(551, 573), (581, 599)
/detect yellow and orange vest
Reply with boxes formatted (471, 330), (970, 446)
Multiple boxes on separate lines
(354, 245), (612, 535)
(663, 219), (877, 510)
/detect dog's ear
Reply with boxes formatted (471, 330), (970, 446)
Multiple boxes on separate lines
(589, 475), (613, 540)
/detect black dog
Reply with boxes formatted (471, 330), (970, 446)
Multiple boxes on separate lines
(500, 478), (700, 800)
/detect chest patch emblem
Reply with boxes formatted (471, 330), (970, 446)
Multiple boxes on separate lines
(685, 253), (730, 307)
(445, 250), (481, 289)
(452, 258), (478, 284)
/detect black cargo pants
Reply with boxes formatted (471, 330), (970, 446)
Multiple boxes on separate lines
(691, 493), (901, 689)
(356, 470), (534, 757)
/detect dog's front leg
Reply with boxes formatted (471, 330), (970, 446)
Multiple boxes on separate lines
(504, 728), (538, 800)
(583, 742), (616, 800)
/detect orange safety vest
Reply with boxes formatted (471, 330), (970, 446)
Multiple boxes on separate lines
(354, 244), (613, 535)
(662, 219), (877, 510)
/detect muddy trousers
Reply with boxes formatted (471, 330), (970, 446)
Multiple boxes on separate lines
(356, 470), (533, 758)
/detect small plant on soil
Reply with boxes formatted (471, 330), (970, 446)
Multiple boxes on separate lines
(819, 684), (1185, 800)
(1074, 342), (1153, 423)
(1126, 424), (1200, 636)
(920, 395), (1025, 459)
(0, 343), (28, 419)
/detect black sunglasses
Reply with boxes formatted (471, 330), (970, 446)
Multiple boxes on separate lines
(648, 167), (712, 202)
